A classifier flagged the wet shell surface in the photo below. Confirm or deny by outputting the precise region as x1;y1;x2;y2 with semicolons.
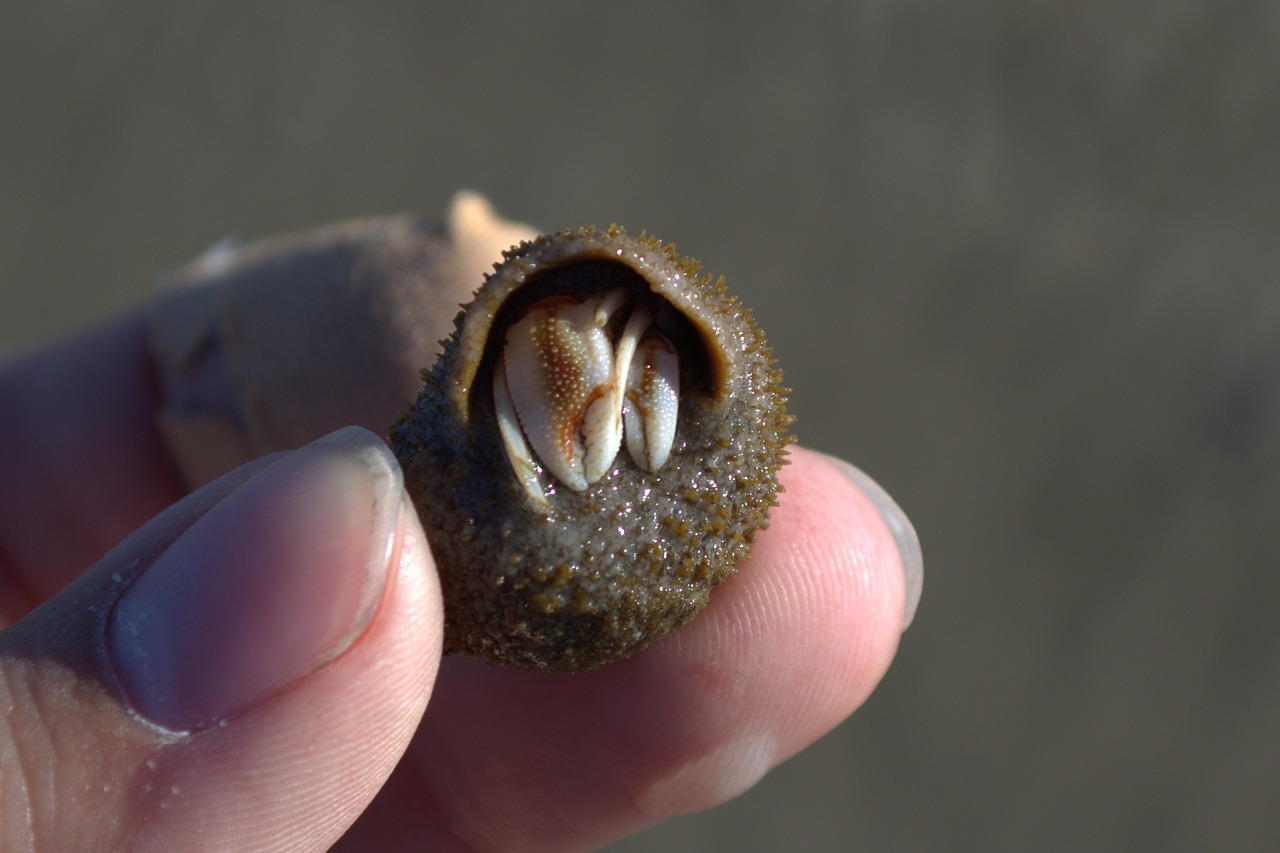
389;226;792;671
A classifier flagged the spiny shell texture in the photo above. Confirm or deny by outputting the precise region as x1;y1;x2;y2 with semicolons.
389;226;791;671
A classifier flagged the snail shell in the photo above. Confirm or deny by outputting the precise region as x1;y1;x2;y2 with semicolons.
389;226;792;671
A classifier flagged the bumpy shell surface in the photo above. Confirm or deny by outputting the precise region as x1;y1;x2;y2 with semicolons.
389;226;791;671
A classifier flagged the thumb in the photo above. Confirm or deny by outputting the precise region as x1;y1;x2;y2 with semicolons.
0;426;442;851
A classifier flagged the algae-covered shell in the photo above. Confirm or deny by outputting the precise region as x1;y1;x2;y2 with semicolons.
389;226;791;671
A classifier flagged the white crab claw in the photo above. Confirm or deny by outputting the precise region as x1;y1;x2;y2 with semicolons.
493;353;550;505
623;332;680;472
502;297;624;491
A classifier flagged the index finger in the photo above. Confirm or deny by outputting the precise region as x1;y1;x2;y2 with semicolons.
0;314;183;619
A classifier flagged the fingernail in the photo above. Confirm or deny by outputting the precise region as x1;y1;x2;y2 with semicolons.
824;455;923;631
106;426;402;730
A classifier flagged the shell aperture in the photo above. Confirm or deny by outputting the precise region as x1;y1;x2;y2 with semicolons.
389;226;792;671
496;291;680;503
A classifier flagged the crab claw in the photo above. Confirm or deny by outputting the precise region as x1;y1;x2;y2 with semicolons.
623;331;680;472
501;296;624;491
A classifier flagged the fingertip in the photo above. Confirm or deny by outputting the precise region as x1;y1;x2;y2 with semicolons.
106;427;404;730
0;426;443;851
774;449;919;639
140;438;443;848
606;446;914;821
811;450;923;631
649;445;909;755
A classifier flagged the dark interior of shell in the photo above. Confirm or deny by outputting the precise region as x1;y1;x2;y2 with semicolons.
389;226;792;671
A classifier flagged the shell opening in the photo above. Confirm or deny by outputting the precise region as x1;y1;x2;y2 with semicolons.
496;286;683;503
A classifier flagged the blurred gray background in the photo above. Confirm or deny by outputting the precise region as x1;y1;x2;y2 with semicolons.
4;2;1279;850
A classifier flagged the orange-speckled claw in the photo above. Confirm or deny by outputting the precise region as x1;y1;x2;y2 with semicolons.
501;294;623;494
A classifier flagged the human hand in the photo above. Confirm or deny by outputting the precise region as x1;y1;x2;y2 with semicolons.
0;298;919;852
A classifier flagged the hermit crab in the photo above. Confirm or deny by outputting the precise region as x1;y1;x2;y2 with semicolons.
147;195;791;673
390;226;791;671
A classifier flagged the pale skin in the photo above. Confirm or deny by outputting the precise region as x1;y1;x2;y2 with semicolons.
0;312;913;851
